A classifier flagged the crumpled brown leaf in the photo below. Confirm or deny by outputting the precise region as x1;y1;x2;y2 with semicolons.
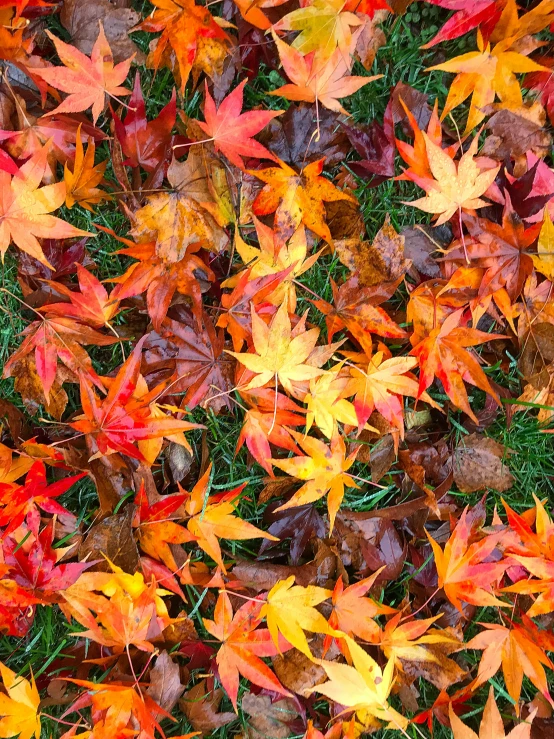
78;504;140;573
451;433;514;493
180;679;235;736
60;0;145;64
240;692;300;739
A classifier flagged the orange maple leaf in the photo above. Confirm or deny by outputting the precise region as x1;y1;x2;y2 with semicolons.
426;506;509;612
183;465;277;573
250;158;355;243
0;144;89;266
70;337;203;461
203;590;291;710
33;25;133;123
410;308;505;423
195;79;281;169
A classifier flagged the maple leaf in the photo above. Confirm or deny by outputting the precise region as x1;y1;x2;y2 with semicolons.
62;565;173;653
395;98;458;191
250;157;355;242
260;575;333;658
0;662;41;739
379;612;460;666
428;31;549;133
33;25;133;124
3;518;92;601
130;187;227;263
134;0;230;92
132;483;194;572
70;337;203;461
503;495;554;560
183;465;277;573
259;503;326;564
271;431;359;532
272;0;363;63
3;312;115;404
326;572;396;645
156;314;236;413
0;143;90;266
342;98;395;185
218;268;295;352
67;678;172;737
195;80;281;169
230;220;320;312
304;366;362;439
203;590;291;710
421;0;501;48
310;636;408;731
0;461;84;535
1;102;105;180
39;265;120;330
450;686;535;739
341;350;422;436
236;397;305;475
270;33;381;115
445;204;539;302
64;126;109;211
107;228;216;331
405;134;499;225
312;275;406;354
426;505;509;612
228;302;324;396
112;72;178;172
410;308;505;423
466;617;554;707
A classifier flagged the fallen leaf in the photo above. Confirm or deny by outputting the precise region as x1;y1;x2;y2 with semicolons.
241;692;300;739
60;0;144;64
180;679;235;735
452;433;514;493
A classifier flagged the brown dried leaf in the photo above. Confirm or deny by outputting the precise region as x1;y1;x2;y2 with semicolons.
241;692;299;739
259;103;350;168
60;0;145;64
78;504;140;572
481;109;552;163
231;560;318;590
181;680;235;736
147;650;185;714
451;433;514;493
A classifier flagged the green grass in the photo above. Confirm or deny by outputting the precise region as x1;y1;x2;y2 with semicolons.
1;4;554;738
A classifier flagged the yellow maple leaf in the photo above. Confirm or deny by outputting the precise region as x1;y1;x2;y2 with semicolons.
310;636;408;732
271;430;358;531
64;125;110;211
227;302;324;395
0;663;41;739
428;30;549;133
272;0;362;63
0;143;90;267
531;210;554;282
305;365;364;438
229;219;320;312
260;575;333;658
185;465;277;573
406;134;500;225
